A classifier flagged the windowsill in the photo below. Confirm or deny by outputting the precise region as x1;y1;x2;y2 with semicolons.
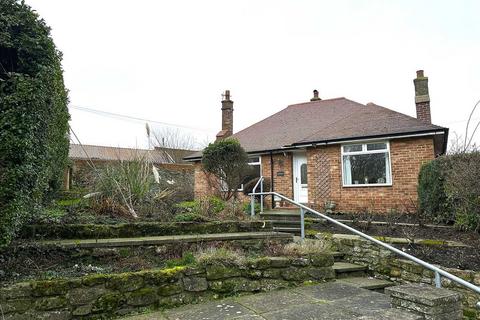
342;183;392;188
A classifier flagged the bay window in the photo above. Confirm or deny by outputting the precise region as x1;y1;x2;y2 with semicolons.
342;141;392;186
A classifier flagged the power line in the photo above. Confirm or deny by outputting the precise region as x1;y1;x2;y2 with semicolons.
69;105;216;133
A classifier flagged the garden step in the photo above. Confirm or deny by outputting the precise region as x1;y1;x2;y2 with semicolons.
337;277;394;290
333;262;367;278
273;226;301;235
36;231;294;249
332;251;345;261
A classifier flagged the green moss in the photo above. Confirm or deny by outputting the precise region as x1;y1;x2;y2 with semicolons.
82;273;111;286
93;292;125;312
418;239;447;246
34;296;67;311
126;288;158;306
107;273;144;292
143;267;185;285
31;279;69;296
462;308;478;319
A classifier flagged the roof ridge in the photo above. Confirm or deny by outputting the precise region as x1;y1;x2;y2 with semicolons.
288;96;348;108
70;143;155;152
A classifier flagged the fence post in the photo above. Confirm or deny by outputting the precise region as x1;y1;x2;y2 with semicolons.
435;271;442;288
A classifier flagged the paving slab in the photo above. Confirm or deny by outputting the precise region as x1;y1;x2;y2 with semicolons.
333;262;367;273
293;281;366;301
358;309;423;320
260;302;362;320
331;291;391;315
121;312;167;320
337;276;394;290
163;300;256;320
235;289;313;314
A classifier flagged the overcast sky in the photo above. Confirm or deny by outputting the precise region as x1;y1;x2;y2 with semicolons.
26;0;480;150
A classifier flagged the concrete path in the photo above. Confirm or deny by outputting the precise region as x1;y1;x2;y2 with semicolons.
121;282;421;320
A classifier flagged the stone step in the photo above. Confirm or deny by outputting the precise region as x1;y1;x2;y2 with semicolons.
270;220;301;227
333;262;367;278
37;232;294;249
332;251;345;261
273;227;301;235
336;276;394;291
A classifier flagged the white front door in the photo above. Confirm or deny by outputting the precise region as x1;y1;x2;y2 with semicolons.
293;153;308;203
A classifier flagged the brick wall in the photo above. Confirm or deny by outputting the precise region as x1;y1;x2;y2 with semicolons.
307;137;435;213
193;162;218;198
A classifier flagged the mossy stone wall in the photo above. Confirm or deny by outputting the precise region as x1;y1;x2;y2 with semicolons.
20;221;273;240
0;254;334;319
327;233;480;320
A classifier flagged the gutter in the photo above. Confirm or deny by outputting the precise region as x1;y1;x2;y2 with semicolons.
183;129;448;161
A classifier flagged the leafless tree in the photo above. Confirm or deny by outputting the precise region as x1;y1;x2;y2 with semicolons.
148;126;199;163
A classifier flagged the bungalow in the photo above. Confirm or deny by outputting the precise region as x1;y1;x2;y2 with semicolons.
185;70;448;213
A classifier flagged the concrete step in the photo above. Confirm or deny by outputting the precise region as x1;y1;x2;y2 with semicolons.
336;276;394;291
332;251;345;261
273;227;301;235
333;262;367;278
270;221;301;227
37;232;294;249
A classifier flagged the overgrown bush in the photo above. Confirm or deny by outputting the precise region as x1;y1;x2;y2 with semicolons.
418;152;480;231
91;154;174;218
0;0;70;246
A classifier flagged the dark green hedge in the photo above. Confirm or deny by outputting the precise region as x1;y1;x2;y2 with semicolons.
417;157;453;224
0;0;69;246
418;153;480;231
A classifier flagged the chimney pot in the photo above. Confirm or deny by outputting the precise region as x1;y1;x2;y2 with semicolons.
416;70;424;78
310;89;321;101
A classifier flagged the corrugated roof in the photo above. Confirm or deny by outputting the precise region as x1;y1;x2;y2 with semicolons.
69;144;171;164
185;97;448;159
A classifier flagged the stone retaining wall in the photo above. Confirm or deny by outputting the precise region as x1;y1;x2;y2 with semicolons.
0;254;334;319
20;221;272;240
327;233;480;319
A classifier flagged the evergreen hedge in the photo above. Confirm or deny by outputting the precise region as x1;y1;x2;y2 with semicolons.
0;0;70;246
418;153;480;231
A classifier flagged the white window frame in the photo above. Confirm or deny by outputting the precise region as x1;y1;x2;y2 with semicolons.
237;156;262;191
341;141;392;187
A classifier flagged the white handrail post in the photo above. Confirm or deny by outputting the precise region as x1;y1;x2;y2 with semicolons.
250;194;255;217
300;208;305;240
260;177;264;213
435;271;441;288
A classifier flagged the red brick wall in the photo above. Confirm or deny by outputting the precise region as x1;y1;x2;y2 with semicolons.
260;153;294;207
307;137;435;213
193;162;218;198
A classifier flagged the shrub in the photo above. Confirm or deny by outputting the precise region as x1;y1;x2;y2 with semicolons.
195;247;246;266
0;0;69;246
175;196;225;218
201;138;249;200
173;213;210;222
165;252;196;268
418;152;480;231
91;153;174;218
243;202;261;215
418;158;453;224
280;240;331;257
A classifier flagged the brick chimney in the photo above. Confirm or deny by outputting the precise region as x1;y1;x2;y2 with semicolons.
413;70;431;124
310;89;321;101
215;90;234;141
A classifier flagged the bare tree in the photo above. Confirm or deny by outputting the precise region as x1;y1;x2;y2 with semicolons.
148;126;199;163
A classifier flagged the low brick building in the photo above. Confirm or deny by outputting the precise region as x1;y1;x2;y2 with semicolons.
65;144;194;190
186;71;448;213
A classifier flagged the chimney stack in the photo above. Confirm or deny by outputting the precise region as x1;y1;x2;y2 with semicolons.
413;70;431;124
310;89;321;101
215;90;234;141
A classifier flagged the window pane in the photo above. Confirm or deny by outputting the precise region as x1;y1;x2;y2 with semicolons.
248;157;260;164
300;163;307;184
343;144;362;153
367;143;387;151
241;164;260;185
343;153;390;185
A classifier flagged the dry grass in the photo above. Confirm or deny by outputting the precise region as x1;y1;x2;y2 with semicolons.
194;247;246;266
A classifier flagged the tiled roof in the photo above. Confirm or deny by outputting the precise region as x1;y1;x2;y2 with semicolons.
69;144;171;164
185;97;448;159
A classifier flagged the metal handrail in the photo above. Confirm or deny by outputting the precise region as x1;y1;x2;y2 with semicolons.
249;191;480;308
250;176;265;216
